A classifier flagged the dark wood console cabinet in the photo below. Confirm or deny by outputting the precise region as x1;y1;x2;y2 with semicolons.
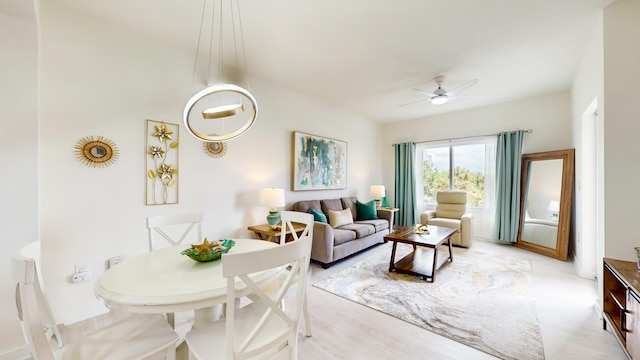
604;258;640;359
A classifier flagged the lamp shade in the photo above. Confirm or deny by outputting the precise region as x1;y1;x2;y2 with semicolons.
260;188;285;208
547;200;560;212
370;185;385;199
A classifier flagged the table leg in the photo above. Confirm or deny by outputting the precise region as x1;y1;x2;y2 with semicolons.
430;247;439;282
193;305;223;328
389;241;398;272
447;237;453;262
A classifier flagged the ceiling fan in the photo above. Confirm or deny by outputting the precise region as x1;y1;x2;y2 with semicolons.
401;76;478;106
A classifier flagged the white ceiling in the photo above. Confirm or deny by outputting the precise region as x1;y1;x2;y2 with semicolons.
1;0;616;123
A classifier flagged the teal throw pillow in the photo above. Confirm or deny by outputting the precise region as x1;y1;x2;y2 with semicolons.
309;207;328;223
356;200;378;221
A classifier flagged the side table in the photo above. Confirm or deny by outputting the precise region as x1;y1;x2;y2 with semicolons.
378;207;399;231
247;223;305;243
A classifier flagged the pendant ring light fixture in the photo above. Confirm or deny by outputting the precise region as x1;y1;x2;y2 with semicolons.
183;0;258;143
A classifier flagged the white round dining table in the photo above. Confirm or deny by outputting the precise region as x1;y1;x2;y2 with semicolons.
95;239;280;321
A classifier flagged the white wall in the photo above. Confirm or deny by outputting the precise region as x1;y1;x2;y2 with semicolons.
603;0;640;261
571;13;603;281
0;12;37;356
380;91;573;221
37;2;381;325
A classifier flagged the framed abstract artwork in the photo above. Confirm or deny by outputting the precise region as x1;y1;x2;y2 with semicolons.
146;119;179;205
292;131;347;191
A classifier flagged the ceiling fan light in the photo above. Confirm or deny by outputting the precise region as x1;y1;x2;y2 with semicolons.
202;103;245;119
431;95;449;105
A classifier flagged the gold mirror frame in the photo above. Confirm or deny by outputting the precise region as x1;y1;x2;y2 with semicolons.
203;134;227;158
516;149;574;261
74;136;119;168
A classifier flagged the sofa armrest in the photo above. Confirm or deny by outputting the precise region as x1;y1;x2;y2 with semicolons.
376;208;394;227
460;213;473;246
420;210;436;225
311;221;334;264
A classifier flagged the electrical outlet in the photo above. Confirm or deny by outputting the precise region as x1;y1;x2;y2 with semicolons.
108;255;128;269
74;263;90;274
71;271;92;283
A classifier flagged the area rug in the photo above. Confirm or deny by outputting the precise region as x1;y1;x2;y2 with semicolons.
313;246;544;360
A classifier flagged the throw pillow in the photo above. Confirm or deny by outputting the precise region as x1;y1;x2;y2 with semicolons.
356;200;378;221
328;208;354;228
309;207;328;223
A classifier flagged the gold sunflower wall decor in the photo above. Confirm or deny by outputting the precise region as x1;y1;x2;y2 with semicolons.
146;119;179;205
74;136;119;168
202;134;227;158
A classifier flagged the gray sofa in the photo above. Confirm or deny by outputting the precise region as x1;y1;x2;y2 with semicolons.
292;196;395;268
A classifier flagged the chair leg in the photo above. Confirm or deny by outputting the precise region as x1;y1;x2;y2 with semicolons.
302;297;311;337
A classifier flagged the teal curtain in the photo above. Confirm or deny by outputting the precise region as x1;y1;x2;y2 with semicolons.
394;142;417;227
493;131;524;242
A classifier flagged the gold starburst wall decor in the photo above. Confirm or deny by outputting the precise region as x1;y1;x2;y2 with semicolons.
75;136;119;168
146;119;179;205
202;134;227;158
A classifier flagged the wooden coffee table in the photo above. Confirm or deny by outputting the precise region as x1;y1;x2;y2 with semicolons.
384;225;456;282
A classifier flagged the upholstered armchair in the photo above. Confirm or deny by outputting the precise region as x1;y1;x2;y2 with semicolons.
419;190;473;247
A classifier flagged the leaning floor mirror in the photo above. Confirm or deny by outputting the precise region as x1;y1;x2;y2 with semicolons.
516;149;574;261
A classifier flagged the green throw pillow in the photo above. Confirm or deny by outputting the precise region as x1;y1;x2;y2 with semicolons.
356;200;378;221
309;207;328;223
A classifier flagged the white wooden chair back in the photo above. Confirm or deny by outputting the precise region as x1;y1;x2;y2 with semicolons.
15;253;179;360
223;236;312;360
146;213;203;250
14;257;57;360
279;211;313;244
13;241;64;350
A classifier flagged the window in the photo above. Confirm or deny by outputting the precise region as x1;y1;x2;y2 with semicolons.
417;137;496;209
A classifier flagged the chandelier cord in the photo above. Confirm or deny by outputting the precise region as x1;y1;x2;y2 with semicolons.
191;0;208;87
234;0;251;90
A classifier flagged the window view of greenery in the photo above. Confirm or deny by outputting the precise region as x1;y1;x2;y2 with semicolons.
422;144;486;208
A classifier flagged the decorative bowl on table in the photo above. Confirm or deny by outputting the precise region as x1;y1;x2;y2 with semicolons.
181;239;236;262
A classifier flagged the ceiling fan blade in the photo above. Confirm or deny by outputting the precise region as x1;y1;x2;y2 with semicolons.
399;98;432;107
412;88;437;97
446;79;478;96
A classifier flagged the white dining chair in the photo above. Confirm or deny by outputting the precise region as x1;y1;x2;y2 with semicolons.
146;213;203;250
185;236;312;360
279;211;313;337
147;213;203;331
14;254;179;360
12;241;65;349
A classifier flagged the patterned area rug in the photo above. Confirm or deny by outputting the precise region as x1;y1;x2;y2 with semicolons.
313;246;544;360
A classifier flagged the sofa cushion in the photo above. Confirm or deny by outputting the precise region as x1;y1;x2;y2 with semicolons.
309;207;328;223
341;197;358;220
355;219;389;232
356;200;378;220
333;228;357;246
328;208;354;228
338;223;375;238
321;199;344;216
293;200;322;214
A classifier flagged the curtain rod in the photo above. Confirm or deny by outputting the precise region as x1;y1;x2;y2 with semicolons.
391;129;533;146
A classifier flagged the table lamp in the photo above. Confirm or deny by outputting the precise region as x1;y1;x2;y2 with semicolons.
548;200;560;221
260;188;285;229
370;185;385;208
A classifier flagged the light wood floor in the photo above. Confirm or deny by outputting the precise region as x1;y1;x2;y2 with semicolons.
63;239;626;360
291;239;626;360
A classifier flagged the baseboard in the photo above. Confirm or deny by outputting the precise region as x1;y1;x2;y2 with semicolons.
0;346;31;360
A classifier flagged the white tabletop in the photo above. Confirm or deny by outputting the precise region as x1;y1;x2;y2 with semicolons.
95;239;279;314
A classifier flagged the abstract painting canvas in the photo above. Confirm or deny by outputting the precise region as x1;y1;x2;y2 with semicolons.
292;131;347;191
